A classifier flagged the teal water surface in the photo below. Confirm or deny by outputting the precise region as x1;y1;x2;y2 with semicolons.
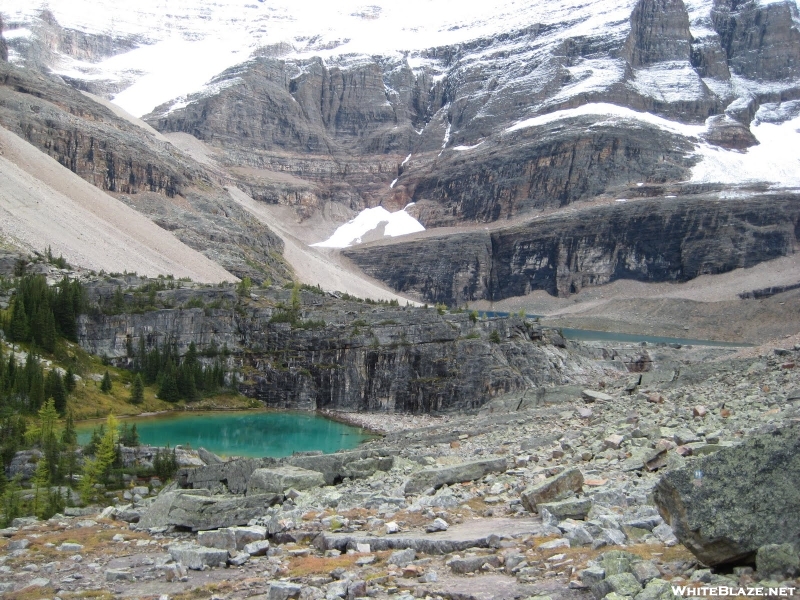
76;411;376;458
477;311;749;347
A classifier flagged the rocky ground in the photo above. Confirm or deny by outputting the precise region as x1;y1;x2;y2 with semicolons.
1;340;799;600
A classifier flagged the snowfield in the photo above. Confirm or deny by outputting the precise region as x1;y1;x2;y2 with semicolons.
311;206;425;248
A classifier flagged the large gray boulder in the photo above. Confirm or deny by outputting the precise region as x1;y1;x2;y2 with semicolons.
168;543;228;570
178;457;278;494
403;458;507;495
137;489;279;531
654;424;800;566
521;468;584;512
247;466;326;495
287;449;395;485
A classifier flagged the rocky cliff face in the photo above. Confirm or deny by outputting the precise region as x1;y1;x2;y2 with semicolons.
0;16;8;62
0;62;290;284
344;192;800;303
133;0;800;227
78;285;605;413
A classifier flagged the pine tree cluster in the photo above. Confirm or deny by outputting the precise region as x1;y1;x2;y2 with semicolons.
5;275;86;351
134;339;228;403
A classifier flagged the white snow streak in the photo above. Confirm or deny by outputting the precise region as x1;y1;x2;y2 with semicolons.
506;103;706;137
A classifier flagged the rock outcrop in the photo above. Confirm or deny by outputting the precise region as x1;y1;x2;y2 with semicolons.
0;62;290;284
78;284;600;413
0;16;8;63
345;192;800;302
653;423;800;566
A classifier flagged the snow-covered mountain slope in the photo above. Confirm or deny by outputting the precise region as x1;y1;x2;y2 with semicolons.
2;0;800;300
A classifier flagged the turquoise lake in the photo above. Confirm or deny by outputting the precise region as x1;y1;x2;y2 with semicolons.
76;411;376;458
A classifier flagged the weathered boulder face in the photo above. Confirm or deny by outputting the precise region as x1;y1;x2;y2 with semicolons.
177;458;279;494
653;424;800;566
521;467;584;512
246;466;326;495
136;489;280;532
286;449;396;485
345;193;800;303
403;458;507;495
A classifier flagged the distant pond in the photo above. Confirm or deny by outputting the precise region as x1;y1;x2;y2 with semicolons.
76;410;377;458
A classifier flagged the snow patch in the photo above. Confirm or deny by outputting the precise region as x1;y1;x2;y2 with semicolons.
690;114;800;187
390;178;398;188
311;206;425;248
506;103;707;137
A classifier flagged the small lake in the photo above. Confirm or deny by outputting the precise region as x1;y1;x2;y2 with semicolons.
76;411;376;458
477;311;750;347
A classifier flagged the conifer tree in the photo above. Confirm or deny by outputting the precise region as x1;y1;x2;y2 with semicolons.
100;370;112;394
130;374;144;405
64;367;76;394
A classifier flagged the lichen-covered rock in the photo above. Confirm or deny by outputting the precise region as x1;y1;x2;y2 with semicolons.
137;489;280;531
246;466;326;495
168;543;228;570
521;468;584;512
756;544;800;580
654;424;800;566
403;458;507;494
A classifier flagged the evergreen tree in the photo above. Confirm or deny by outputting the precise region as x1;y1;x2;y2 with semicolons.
46;371;67;415
100;370;112;394
95;415;118;485
159;368;179;402
41;309;57;354
31;455;49;517
130;374;144;405
9;295;28;342
60;411;78;484
64;367;76;393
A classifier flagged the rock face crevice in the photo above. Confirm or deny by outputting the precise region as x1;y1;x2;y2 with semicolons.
344;193;800;303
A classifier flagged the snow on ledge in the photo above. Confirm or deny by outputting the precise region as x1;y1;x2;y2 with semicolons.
505;103;707;137
311;206;425;248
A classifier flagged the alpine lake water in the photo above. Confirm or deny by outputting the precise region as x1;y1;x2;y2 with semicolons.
76;410;377;458
75;324;747;458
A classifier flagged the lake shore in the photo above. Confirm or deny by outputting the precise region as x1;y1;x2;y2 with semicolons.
318;408;453;435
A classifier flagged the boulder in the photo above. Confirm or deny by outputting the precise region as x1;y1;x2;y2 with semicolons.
582;389;613;402
197;528;237;551
243;539;270;556
268;581;302;600
388;548;416;567
654;424;800;566
287;449;396;485
756;544;799;579
521;468;584;512
168;543;228;570
137;489;280;531
403;458;507;495
447;554;501;574
539;497;593;522
246;466;326;495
